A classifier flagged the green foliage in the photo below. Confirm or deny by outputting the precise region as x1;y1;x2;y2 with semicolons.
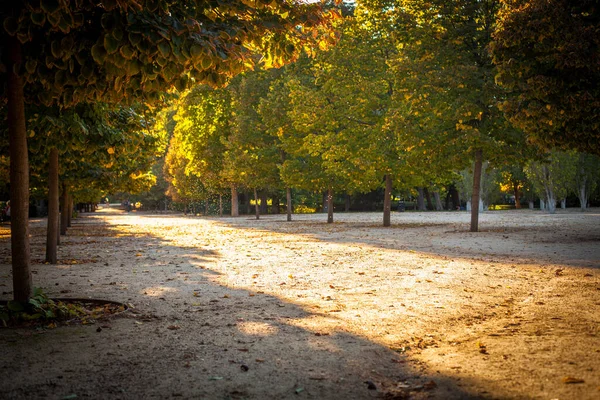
0;288;84;327
492;0;600;155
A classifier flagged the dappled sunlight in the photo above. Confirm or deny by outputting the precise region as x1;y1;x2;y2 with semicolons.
236;321;279;337
141;286;179;297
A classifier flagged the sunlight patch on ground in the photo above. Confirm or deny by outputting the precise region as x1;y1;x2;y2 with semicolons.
237;321;279;336
141;286;178;297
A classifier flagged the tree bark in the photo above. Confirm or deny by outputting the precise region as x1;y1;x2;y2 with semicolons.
433;191;443;211
424;187;434;210
561;198;566;209
254;188;260;220
46;149;59;264
219;194;223;217
578;182;588;211
60;183;68;235
231;187;239;217
383;174;392;227
286;187;292;222
417;187;426;211
327;188;334;224
513;182;521;209
67;194;73;227
7;36;32;302
259;191;268;215
470;149;483;232
204;199;209;215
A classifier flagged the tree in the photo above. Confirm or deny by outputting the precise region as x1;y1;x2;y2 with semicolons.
0;0;338;302
492;0;600;155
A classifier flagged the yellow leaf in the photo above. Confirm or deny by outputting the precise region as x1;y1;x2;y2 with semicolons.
107;147;115;154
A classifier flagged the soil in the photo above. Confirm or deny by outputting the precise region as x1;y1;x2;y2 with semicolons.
0;206;599;400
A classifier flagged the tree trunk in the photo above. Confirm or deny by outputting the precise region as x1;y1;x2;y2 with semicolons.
561;198;566;209
219;194;223;217
513;182;521;209
60;183;68;235
417;187;426;211
67;194;73;227
231;187;239;217
470;149;483;232
254;188;260;220
578;182;588;211
383;174;392;227
540;199;546;210
424;187;433;210
322;191;328;213
7;36;32;302
450;184;460;210
260;191;268;215
286;187;292;222
270;196;278;214
204;199;209;215
345;195;351;212
327;188;334;223
433;191;443;211
45;149;59;264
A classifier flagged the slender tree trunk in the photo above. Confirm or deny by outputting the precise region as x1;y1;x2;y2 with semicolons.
322;191;328;213
345;195;350;212
271;196;280;214
231;187;239;217
327;188;334;224
67;194;73;227
219;194;223;217
470;149;483;232
204;199;209;215
254;188;260;220
433;191;443;211
561;198;566;209
286;187;292;222
383;174;392;227
578;182;588;211
60;183;68;235
46;148;59;264
417;187;426;211
7;36;32;302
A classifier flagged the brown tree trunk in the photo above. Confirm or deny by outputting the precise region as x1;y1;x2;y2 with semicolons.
259;191;268;215
219;194;223;217
231;187;239;216
271;196;280;214
67;194;73;227
7;36;32;302
204;199;209;215
417;187;426;211
383;174;392;227
46;148;59;264
513;182;521;209
424;187;434;210
470;149;483;232
60;183;68;236
254;188;260;220
286;187;292;222
327;188;334;224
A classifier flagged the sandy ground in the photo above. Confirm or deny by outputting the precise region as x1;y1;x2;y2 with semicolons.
0;206;599;400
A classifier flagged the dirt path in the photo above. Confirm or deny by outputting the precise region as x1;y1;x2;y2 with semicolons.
1;207;599;399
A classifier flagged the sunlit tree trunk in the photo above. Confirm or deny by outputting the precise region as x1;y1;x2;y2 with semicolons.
383;174;392;227
327;188;334;224
286;187;292;222
46;148;59;264
254;188;260;220
433;191;443;211
231;187;239;217
7;35;31;302
470;149;483;232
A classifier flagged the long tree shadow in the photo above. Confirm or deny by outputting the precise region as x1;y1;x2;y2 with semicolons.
0;212;500;399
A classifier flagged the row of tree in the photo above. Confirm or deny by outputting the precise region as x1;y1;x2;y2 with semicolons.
161;0;599;228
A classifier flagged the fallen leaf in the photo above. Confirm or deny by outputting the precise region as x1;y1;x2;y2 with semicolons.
562;377;584;384
167;325;180;330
